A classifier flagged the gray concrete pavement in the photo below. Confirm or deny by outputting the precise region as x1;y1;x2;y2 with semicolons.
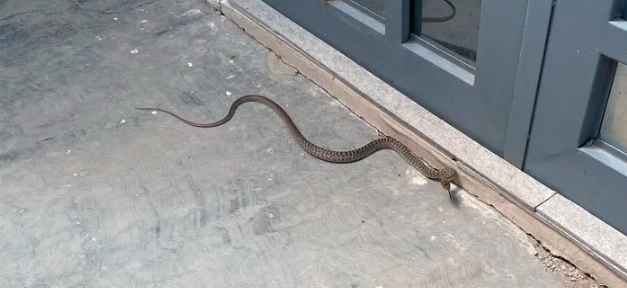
0;0;567;287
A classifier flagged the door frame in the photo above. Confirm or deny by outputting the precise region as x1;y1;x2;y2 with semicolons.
524;0;627;235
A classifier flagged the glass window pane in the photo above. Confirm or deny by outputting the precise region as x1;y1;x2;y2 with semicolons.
600;62;627;152
412;0;482;65
345;0;385;20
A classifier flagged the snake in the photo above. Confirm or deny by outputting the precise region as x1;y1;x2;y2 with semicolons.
136;95;457;196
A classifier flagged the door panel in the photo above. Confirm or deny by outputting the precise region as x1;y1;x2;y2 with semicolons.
525;0;627;235
260;0;537;157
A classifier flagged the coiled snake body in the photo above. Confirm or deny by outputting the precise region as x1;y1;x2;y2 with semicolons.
136;95;457;195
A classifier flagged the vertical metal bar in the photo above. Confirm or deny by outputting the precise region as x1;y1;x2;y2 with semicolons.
503;0;554;168
410;0;423;35
385;0;410;43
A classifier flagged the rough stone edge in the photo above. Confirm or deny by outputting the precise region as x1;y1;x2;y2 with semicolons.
210;0;627;286
205;0;221;10
537;194;627;278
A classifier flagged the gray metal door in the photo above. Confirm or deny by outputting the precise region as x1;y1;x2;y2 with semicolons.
259;0;552;159
525;0;627;235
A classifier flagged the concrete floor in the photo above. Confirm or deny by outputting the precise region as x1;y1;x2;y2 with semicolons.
0;0;566;287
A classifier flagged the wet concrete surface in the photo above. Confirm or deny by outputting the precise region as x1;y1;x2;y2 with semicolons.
0;0;566;287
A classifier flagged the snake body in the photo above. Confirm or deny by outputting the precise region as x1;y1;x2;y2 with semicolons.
136;95;457;194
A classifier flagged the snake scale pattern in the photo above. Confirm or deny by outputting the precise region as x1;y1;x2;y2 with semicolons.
136;95;457;195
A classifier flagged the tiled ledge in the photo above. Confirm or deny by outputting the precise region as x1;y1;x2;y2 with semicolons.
207;0;627;286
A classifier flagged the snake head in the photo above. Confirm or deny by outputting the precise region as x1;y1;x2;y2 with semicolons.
438;167;457;192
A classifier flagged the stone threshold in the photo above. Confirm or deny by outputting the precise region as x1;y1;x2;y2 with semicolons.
206;0;627;286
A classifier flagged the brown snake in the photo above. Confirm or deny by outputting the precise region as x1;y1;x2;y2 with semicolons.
136;95;457;196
